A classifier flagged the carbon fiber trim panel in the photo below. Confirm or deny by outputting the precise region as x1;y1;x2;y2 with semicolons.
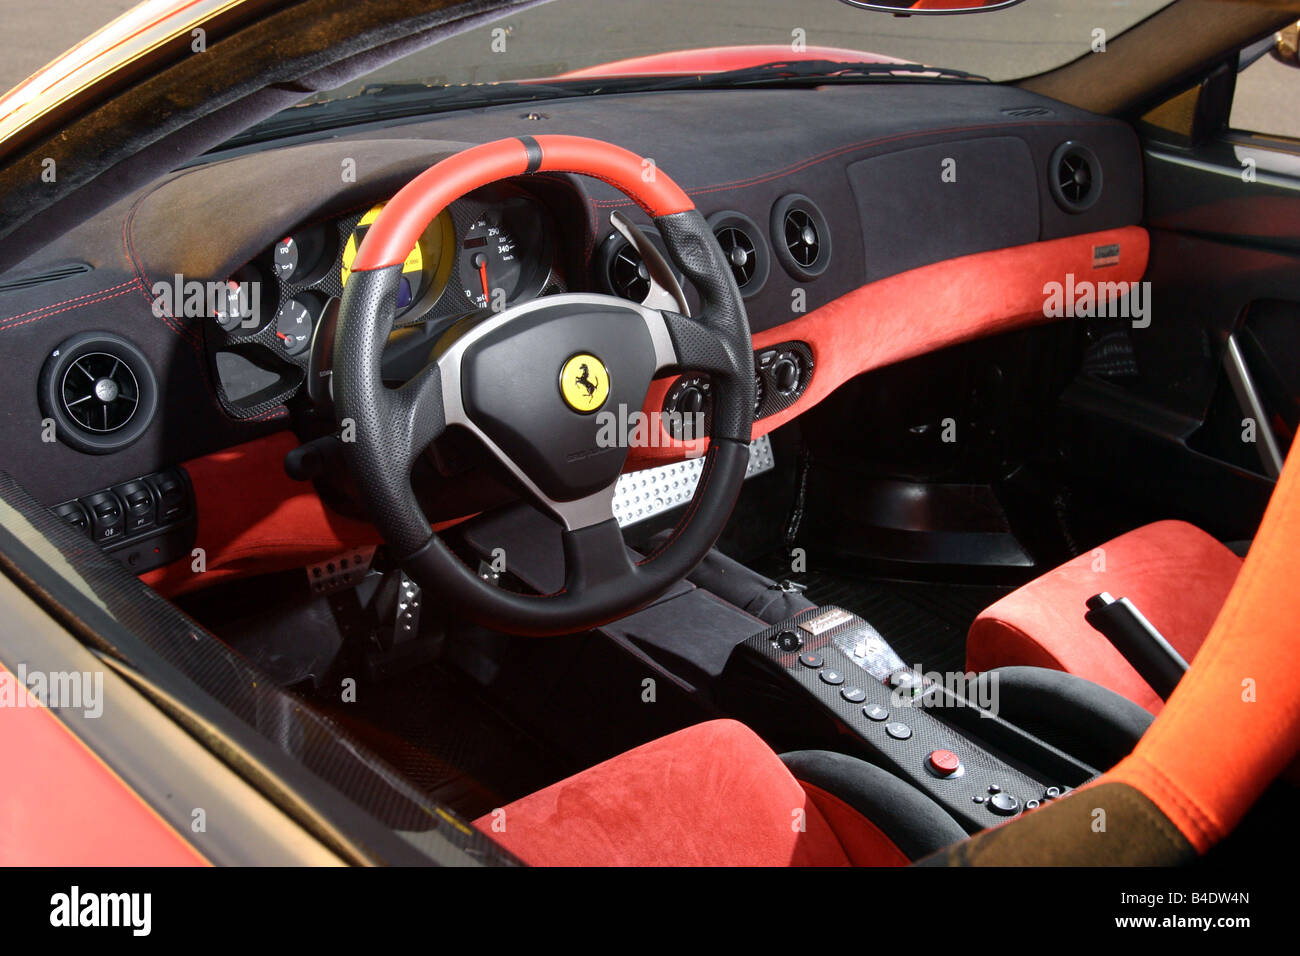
754;341;814;419
662;340;813;438
739;606;1070;833
204;188;568;419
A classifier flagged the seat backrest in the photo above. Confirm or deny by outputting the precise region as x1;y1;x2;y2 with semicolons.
926;436;1300;865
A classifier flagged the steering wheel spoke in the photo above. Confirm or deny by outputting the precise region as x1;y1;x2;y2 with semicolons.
654;308;741;377
392;360;447;466
560;510;635;595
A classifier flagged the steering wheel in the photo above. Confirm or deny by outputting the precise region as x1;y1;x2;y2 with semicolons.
333;135;754;635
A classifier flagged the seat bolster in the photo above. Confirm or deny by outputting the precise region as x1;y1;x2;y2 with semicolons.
967;520;1241;714
969;666;1154;770
473;719;857;866
781;750;967;862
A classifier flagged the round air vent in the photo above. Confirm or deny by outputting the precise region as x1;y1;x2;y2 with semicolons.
38;331;158;454
770;194;831;280
594;226;681;304
1049;141;1102;213
63;352;139;432
707;210;770;297
609;240;650;301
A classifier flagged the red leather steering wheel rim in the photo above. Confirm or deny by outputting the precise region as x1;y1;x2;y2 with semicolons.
351;134;694;272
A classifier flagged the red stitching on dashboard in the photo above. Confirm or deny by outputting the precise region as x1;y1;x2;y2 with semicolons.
0;279;139;327
570;169;669;216
120;192;197;344
116;187;252;424
0;284;141;332
585;195;600;265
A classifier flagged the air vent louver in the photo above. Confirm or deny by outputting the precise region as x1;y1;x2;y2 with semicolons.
1001;106;1053;118
707;210;770;297
609;242;651;302
0;262;93;294
61;352;140;433
1048;141;1102;213
770;194;831;280
595;226;681;304
784;209;820;268
718;227;757;283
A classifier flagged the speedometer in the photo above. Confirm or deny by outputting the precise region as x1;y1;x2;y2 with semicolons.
456;197;551;312
459;213;525;311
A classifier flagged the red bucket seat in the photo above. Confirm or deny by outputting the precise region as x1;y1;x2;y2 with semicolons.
966;520;1241;713
474;718;965;866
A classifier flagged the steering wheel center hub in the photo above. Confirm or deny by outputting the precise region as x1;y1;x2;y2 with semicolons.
450;299;658;502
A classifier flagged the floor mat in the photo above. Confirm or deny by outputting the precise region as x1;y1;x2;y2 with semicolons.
181;573;565;821
755;558;1011;675
307;663;564;821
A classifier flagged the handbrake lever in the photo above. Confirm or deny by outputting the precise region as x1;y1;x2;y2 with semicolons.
1084;591;1189;700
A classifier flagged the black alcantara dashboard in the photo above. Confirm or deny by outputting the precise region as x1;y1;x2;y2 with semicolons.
0;80;1141;509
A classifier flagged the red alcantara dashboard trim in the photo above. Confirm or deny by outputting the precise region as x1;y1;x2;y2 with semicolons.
630;225;1149;465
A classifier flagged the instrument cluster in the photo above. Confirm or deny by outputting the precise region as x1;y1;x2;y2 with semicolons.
208;184;561;415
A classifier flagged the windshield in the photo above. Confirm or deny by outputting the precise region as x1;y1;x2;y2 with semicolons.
299;0;1175;107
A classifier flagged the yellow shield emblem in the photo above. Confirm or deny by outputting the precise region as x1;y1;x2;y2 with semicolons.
559;354;610;413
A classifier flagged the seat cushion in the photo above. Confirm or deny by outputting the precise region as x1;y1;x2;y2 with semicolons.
473;719;915;866
967;520;1241;714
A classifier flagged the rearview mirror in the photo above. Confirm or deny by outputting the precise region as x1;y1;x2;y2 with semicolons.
836;0;1026;13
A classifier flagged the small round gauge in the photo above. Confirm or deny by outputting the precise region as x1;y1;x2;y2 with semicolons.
274;296;318;356
212;264;266;332
214;280;252;332
271;236;299;281
270;227;330;285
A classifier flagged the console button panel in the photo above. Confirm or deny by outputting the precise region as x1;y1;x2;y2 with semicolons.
51;467;196;574
739;606;1077;833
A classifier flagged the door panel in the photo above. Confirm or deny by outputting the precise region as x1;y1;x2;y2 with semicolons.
1060;53;1300;540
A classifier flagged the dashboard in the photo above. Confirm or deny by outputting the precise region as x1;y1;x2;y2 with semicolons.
0;81;1146;519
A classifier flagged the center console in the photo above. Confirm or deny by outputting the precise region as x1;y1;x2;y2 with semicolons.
454;503;1103;835
721;606;1098;833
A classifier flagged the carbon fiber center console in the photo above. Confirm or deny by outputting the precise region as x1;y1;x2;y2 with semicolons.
725;606;1090;833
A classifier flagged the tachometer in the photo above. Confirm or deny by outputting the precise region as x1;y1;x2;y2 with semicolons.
340;202;454;317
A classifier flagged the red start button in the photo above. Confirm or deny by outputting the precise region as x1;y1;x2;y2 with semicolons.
928;749;961;776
